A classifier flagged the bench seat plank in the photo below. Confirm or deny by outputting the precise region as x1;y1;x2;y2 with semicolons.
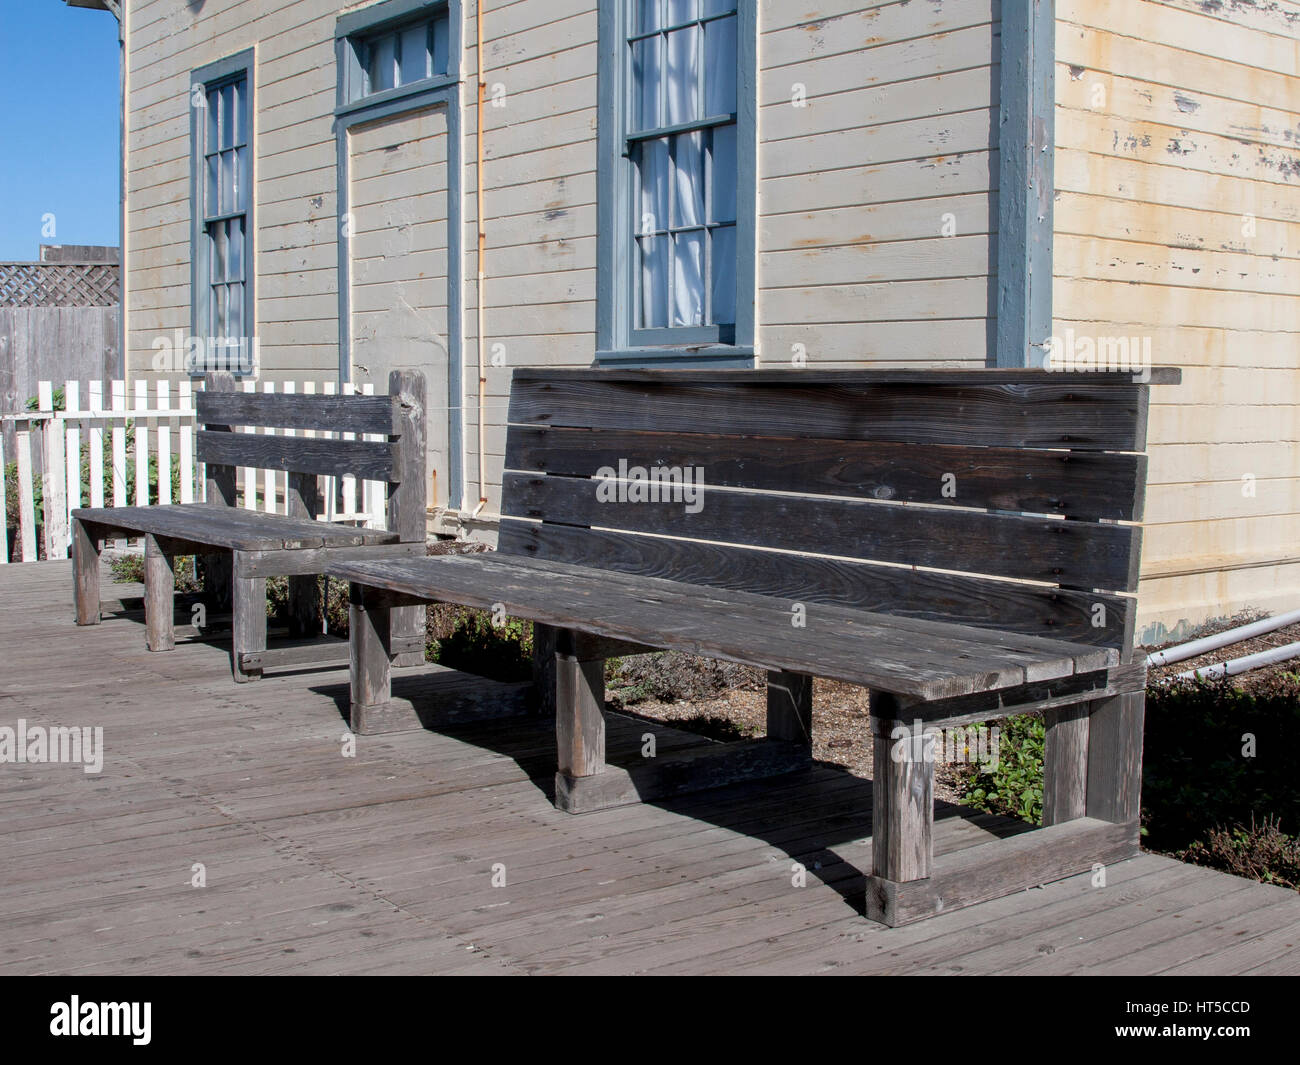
73;504;399;552
330;554;1116;702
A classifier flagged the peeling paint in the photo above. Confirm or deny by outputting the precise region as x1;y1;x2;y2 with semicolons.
1173;92;1201;114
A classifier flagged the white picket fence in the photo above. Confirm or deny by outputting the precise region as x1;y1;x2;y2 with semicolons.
1;379;387;564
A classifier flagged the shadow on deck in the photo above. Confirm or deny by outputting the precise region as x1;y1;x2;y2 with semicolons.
2;561;1297;975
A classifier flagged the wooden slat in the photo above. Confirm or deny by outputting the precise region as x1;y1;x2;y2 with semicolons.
197;391;399;435
72;505;398;552
329;554;1111;701
196;430;397;482
507;371;1157;451
496;519;1134;648
506;425;1149;521
501;472;1143;591
866;818;1140;927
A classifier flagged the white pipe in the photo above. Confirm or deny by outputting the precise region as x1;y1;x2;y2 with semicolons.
1172;640;1300;683
1146;608;1300;668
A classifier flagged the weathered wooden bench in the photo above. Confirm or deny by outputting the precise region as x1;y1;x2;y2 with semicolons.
70;370;428;682
330;366;1178;925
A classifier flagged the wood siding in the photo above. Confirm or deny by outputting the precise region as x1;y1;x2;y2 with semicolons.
1053;0;1300;641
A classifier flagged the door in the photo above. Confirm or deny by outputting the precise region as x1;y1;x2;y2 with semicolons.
347;104;451;509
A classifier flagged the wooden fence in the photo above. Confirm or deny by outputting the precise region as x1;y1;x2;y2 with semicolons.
1;379;387;563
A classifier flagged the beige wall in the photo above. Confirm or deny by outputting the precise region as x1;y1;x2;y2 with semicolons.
125;1;1002;516
126;0;344;383
122;0;1298;642
1053;0;1300;642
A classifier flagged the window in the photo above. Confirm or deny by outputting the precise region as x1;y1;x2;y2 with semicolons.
599;0;755;362
191;50;255;374
339;2;451;106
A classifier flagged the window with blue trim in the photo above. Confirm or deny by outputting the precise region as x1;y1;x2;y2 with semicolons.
340;4;450;105
600;0;754;362
191;51;255;375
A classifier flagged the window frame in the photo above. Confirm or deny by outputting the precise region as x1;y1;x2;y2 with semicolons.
597;0;757;366
336;0;456;116
190;48;256;377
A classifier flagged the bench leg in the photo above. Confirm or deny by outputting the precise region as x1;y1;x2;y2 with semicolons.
1042;701;1090;825
553;642;607;813
144;534;175;652
349;583;392;734
767;670;813;746
866;697;934;923
531;622;559;716
389;603;427;668
231;553;266;683
287;575;321;638
1085;690;1145;850
71;518;101;626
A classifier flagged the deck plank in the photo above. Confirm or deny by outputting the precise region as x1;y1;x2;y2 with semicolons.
1;561;1295;975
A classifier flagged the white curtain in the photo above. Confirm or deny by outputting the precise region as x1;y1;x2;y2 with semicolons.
634;8;739;329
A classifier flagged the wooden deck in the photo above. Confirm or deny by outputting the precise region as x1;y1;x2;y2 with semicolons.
2;560;1297;975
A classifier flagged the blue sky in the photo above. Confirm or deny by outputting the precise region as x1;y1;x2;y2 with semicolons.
0;2;121;260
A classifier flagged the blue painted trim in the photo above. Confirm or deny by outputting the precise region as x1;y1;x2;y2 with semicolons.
596;1;757;365
334;1;463;509
336;0;447;39
596;347;755;369
995;0;1055;368
190;48;256;378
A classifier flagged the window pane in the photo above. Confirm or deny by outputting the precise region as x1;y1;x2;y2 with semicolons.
711;124;736;223
631;36;661;130
399;23;430;84
638;235;668;328
205;153;219;218
710;224;735;325
431;16;449;74
634;0;661;33
220;83;235;148
701;0;735;17
212;277;229;337
672;230;704;326
703;15;736;116
666;0;696;26
231;79;244;145
672;131;704;228
234;147;249;211
369;33;396;92
228;216;244;281
210;220;228;283
220;150;235;214
227;281;244;341
638;138;669;235
664;27;699;125
206;87;220;152
208;287;220;342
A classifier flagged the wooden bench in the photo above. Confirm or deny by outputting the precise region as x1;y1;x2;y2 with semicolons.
330;366;1178;925
70;370;428;683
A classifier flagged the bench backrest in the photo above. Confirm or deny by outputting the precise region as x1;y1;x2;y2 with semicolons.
498;368;1174;659
196;370;426;541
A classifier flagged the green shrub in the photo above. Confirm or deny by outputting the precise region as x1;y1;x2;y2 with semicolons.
1142;679;1300;849
110;553;201;592
958;713;1045;825
1174;816;1300;889
431;609;533;680
954;679;1300;889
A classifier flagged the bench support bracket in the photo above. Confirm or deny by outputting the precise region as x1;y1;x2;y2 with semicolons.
865;683;1145;925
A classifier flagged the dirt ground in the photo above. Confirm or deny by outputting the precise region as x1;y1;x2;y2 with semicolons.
608;663;974;805
612;613;1300;808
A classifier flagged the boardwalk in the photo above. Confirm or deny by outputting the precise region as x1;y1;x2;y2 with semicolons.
2;561;1297;975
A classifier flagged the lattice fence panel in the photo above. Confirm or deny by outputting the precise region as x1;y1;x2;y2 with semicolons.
0;263;121;307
